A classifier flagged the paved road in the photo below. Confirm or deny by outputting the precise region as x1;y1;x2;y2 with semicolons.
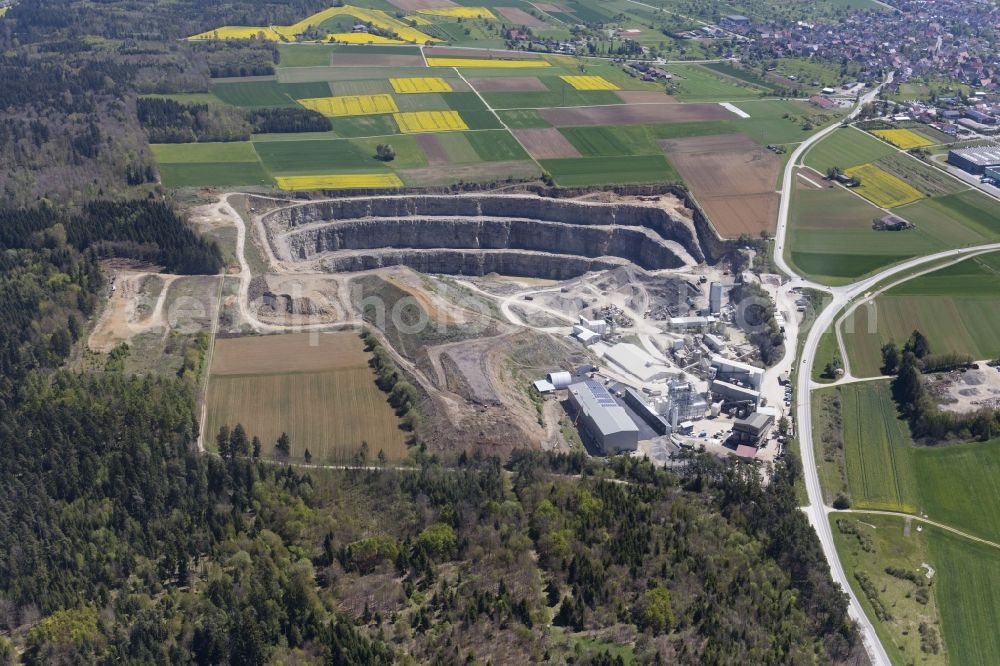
772;74;895;666
772;71;1000;665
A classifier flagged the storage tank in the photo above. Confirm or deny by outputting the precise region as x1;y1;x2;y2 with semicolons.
546;371;572;389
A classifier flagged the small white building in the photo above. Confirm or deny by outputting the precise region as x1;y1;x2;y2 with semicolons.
579;315;607;334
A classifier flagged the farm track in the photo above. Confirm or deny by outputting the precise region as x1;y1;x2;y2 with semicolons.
779;70;1000;665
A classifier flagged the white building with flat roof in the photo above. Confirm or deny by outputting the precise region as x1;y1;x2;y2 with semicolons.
567;381;640;453
601;342;673;382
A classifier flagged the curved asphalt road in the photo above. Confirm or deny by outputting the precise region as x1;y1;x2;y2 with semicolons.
775;72;1000;664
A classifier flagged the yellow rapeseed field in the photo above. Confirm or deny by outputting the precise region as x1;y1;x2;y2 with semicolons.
390;77;453;94
298;94;399;117
425;57;550;68
404;15;434;26
871;129;935;150
845;163;924;208
393;111;469;133
560;75;619;91
327;33;406;45
416;7;497;20
275;174;403;190
189;5;439;43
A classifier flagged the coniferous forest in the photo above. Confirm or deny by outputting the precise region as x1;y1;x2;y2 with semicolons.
0;0;868;663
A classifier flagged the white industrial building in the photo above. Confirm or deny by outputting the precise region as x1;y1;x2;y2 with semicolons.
572;325;601;346
600;342;673;382
650;379;709;426
579;315;608;334
567;381;640;453
703;333;727;352
710;355;764;389
669;315;717;330
546;371;572;389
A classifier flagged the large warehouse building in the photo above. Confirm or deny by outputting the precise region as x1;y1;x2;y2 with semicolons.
567;381;640;454
947;146;1000;175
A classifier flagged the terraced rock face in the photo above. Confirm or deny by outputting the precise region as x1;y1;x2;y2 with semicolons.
261;194;704;278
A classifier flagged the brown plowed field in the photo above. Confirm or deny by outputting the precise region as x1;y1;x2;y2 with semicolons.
416;134;449;165
423;46;542;59
795;167;830;190
329;53;425;67
211;331;369;375
467;76;548;92
541;103;735;126
388;0;456;9
661;133;780;237
615;90;676;103
496;6;547;26
513;128;581;159
206;331;409;461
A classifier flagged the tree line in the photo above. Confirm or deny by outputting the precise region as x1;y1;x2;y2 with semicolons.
882;330;1000;441
137;98;331;143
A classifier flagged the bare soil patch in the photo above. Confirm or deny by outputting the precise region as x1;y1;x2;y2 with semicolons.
415;133;449;165
795;167;830;190
388;0;456;9
211;330;369;375
496;6;546;27
513;128;581;159
615;90;676;103
329;53;425;67
424;46;542;59
661;133;780;237
467;76;548;92
541;103;735;126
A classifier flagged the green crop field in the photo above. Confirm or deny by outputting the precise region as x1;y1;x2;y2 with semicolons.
465;130;530;161
844;252;1000;376
151;142;271;187
276;43;340;68
349;135;428;169
254;138;392;175
896;189;1000;240
803;126;896;172
157;163;272;188
481;75;623;110
831;513;945;665
818;378;1000;541
914;439;1000;543
926;526;1000;664
787;185;938;284
667;63;774;101
443;92;502;129
282;81;336;100
559;125;661;156
328;114;400;137
541;154;678;186
206;332;409;463
836;380;920;512
210;80;299;108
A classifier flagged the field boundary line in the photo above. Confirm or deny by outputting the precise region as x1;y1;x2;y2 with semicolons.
833;509;1000;551
196;273;225;453
451;65;546;174
829;246;1000;382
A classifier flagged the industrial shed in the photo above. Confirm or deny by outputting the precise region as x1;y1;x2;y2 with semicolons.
567;381;640;454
